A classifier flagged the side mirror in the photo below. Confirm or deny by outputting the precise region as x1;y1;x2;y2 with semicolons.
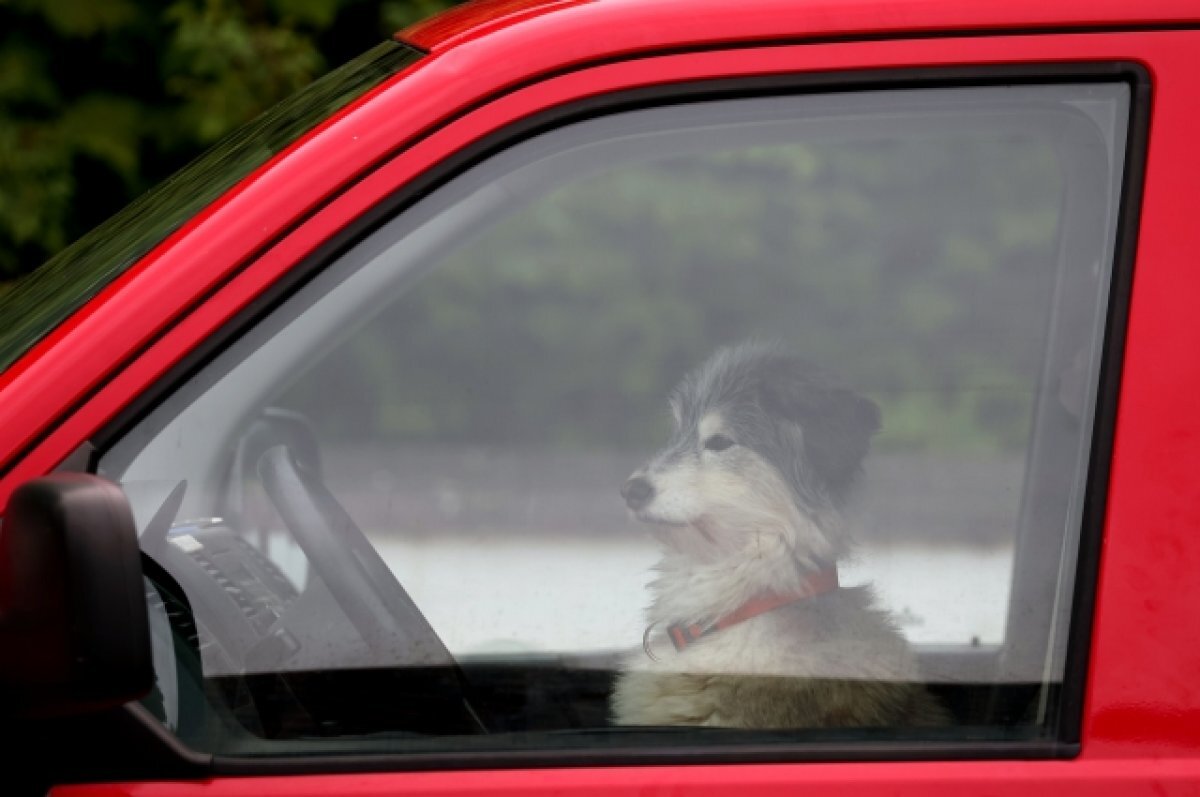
0;474;152;718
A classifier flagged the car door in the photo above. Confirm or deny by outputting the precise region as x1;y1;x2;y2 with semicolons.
11;20;1200;797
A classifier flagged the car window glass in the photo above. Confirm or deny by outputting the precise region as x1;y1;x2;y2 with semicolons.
102;83;1130;757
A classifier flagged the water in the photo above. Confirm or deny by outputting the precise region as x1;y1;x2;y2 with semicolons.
373;538;1013;657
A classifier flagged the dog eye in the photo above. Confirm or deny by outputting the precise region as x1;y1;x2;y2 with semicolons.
703;434;735;452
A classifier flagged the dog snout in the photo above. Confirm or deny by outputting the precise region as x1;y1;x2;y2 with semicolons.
621;476;655;510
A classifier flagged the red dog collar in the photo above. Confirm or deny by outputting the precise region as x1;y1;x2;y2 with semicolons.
653;566;840;655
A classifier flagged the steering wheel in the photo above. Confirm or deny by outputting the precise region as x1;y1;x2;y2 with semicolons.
257;444;456;670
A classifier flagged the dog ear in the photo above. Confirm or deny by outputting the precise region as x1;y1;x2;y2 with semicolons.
757;363;881;494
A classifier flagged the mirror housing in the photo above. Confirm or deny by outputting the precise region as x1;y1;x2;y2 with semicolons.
0;474;152;718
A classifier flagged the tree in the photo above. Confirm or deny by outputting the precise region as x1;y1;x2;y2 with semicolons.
0;0;455;281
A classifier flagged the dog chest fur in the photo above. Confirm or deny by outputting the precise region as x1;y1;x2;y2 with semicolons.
611;586;945;728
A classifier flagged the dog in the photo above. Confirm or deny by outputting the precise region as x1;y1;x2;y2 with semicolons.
611;342;947;729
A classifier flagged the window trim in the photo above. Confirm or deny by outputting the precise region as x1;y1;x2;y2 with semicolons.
89;61;1149;776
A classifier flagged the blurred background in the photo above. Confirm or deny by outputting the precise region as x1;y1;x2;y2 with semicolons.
0;0;456;283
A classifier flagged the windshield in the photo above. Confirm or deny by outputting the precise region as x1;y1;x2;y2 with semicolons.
0;40;420;375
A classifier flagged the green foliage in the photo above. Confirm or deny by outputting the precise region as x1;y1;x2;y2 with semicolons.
283;128;1069;455
0;41;417;373
0;0;455;280
163;0;323;143
21;0;140;37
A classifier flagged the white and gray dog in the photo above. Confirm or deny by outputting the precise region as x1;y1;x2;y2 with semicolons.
611;342;947;729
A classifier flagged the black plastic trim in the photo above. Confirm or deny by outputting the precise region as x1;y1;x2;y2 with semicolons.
6;559;212;791
87;61;1148;777
1;474;152;717
211;739;1077;777
1054;68;1151;745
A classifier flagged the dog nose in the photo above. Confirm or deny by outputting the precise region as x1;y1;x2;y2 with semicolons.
621;476;655;510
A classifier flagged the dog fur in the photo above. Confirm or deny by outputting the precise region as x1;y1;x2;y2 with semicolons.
611;342;947;729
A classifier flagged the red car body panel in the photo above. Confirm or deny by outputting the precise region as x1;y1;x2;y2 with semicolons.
47;759;1200;797
400;0;1200;52
1;0;1198;793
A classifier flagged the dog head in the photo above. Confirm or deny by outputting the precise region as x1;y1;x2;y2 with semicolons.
621;342;879;560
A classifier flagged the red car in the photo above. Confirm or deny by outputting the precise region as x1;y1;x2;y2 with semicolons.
2;0;1199;793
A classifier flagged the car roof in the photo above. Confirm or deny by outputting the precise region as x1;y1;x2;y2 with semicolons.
399;0;1200;54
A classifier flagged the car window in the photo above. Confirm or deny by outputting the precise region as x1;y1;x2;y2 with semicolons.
102;82;1130;759
0;40;420;375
